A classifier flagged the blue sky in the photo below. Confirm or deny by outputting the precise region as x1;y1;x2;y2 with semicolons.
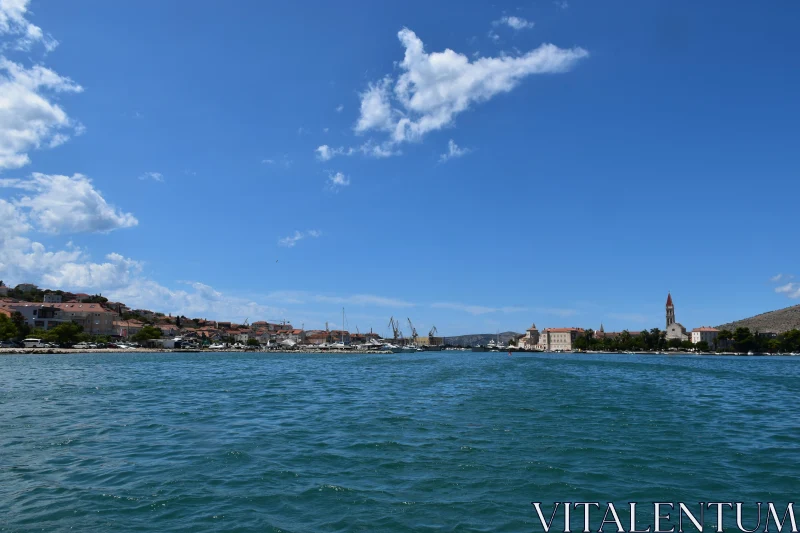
1;0;799;336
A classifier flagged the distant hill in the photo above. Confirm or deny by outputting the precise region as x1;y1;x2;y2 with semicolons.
444;331;521;347
717;304;800;334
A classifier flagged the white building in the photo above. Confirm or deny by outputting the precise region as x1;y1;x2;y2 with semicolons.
691;327;719;346
43;293;62;304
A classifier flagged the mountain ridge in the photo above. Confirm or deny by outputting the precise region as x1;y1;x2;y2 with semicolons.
717;304;800;334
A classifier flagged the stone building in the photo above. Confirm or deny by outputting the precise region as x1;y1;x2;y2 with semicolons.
665;293;689;342
536;327;585;351
519;323;540;349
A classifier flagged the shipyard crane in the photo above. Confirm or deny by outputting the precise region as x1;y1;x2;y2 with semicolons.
407;318;418;343
388;316;400;340
428;325;438;337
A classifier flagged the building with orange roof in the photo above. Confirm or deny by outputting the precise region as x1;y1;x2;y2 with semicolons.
691;326;719;346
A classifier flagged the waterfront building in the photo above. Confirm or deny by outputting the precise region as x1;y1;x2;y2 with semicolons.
519;324;540;349
536;327;585;351
43;293;62;304
0;302;116;336
0;281;8;296
665;293;689;341
113;320;145;337
691;327;719;346
594;325;642;340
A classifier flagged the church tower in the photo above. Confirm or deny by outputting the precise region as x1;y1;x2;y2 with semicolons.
666;292;675;329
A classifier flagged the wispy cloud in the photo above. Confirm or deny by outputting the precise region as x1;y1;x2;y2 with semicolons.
775;282;800;299
335;104;344;113
327;171;350;191
493;16;535;31
770;273;794;283
554;0;569;10
278;230;322;248
353;28;587;149
262;154;292;168
264;291;415;308
138;171;163;182
439;139;470;162
315;142;399;162
431;302;527;315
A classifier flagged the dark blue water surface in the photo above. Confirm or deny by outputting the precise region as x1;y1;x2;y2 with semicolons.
1;351;798;532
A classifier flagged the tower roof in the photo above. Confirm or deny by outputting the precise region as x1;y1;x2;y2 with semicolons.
666;292;673;307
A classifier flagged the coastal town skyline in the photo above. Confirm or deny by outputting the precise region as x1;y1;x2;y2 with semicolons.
1;2;799;336
0;280;750;343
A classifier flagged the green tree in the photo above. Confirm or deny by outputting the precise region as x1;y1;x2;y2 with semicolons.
131;325;162;342
43;322;84;345
0;313;19;340
696;340;710;352
10;311;30;339
246;338;260;347
668;338;682;349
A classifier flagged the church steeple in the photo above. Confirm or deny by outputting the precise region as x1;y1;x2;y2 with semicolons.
666;292;675;328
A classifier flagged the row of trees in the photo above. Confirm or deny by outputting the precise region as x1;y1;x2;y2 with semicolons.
570;327;800;354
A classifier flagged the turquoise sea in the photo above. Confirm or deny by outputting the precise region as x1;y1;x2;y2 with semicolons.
1;351;798;532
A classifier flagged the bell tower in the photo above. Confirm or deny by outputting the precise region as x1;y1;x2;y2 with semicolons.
666;292;675;329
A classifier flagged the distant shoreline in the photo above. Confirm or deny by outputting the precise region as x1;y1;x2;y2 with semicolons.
0;348;796;357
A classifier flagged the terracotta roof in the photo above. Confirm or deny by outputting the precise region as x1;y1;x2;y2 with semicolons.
666;293;673;307
692;327;719;332
545;327;585;333
0;308;11;318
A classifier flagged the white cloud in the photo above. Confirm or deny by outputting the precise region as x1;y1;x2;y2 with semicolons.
431;302;527;315
775;283;800;299
439;139;470;162
316;144;343;161
494;16;535;31
138;171;163;182
487;30;500;42
554;0;569;10
770;273;793;283
327;171;350;190
314;293;415;308
335;104;344;113
315;141;399;162
355;76;394;133
278;230;322;248
354;28;588;147
106;279;287;323
263;291;414;309
262;155;292;168
0;58;83;170
2;173;137;234
41;252;142;290
0;0;58;52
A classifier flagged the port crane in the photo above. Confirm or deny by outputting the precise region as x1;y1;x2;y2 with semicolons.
428;325;438;337
407;318;418;344
388;316;401;340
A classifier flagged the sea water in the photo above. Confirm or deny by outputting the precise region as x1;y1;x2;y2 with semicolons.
1;351;797;531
